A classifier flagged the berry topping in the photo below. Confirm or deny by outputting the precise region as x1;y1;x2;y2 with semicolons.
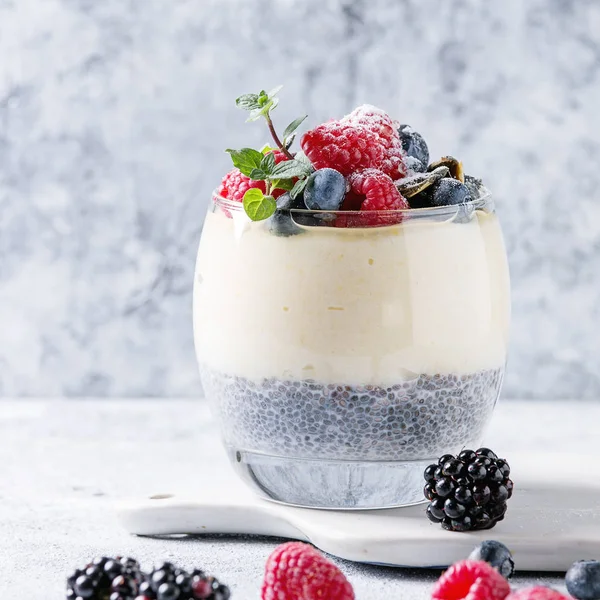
300;120;384;177
220;85;490;225
432;560;510;600
424;448;513;532
468;541;515;579
398;124;429;171
566;560;600;600
303;168;346;210
262;541;354;600
506;588;570;600
218;168;266;203
429;178;472;207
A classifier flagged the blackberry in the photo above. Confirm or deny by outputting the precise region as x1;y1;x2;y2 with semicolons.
424;447;513;531
142;564;231;600
66;556;141;600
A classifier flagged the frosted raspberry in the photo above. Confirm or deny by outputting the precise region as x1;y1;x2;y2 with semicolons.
432;560;511;600
343;104;408;179
217;169;266;202
300;121;384;177
506;588;570;600
261;542;354;600
349;168;409;212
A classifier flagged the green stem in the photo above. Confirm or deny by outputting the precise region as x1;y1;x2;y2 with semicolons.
266;115;294;160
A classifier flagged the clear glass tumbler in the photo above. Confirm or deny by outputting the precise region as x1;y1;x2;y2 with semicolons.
194;194;510;509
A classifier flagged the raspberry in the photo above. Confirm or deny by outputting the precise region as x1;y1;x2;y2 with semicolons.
343;104;408;179
335;169;408;228
349;168;409;212
506;588;570;600
217;168;266;202
300;121;384;177
261;542;354;600
432;560;511;600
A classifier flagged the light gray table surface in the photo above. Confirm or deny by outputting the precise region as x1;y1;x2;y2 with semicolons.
1;399;596;599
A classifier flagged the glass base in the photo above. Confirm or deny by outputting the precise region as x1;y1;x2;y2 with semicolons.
227;447;430;509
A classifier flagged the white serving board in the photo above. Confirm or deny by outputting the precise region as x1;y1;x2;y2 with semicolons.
118;453;600;572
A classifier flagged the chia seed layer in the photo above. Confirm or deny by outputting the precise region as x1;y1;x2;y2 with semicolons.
201;367;504;461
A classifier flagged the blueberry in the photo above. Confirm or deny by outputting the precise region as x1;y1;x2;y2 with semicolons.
469;540;515;579
404;156;426;173
430;178;472;207
303;168;346;210
566;560;600;600
399;124;429;168
268;193;305;237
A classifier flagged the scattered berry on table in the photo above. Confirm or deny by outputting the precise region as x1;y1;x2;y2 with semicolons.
429;178;472;207
303;168;347;210
262;541;354;600
468;541;515;579
566;560;600;600
66;558;229;600
268;192;305;237
432;560;510;600
398;124;430;170
424;447;514;532
505;587;571;600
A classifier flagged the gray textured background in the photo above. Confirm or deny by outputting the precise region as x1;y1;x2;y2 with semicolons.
1;0;600;399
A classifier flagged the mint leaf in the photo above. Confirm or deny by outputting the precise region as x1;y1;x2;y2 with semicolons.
249;168;268;180
271;159;312;179
260;152;276;174
267;85;283;98
243;189;277;221
261;144;277;154
236;94;260;110
271;178;295;192
226;148;264;177
294;151;313;168
283;115;307;141
290;178;308;200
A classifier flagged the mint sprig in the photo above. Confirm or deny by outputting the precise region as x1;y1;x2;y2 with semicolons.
229;85;314;220
243;188;277;221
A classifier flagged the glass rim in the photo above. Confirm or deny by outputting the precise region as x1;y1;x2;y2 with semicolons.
211;190;494;217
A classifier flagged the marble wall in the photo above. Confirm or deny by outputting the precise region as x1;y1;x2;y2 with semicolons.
1;0;600;398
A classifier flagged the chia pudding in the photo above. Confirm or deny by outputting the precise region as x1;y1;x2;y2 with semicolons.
194;94;510;507
201;367;504;461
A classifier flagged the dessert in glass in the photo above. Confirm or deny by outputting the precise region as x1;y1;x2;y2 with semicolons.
194;87;510;509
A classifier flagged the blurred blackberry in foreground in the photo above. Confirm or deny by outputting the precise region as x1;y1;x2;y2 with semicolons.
66;556;141;600
66;558;230;599
424;448;513;532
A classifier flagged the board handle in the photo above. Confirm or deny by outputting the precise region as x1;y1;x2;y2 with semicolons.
118;493;308;541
